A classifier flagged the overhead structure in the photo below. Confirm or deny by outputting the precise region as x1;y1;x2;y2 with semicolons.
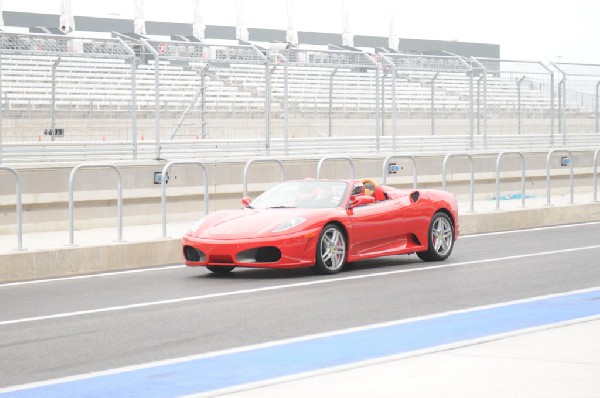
286;0;298;46
59;0;75;33
193;0;206;40
236;0;249;41
341;0;353;47
134;0;146;36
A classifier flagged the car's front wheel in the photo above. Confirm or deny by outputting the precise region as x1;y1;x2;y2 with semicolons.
312;224;346;275
417;212;454;262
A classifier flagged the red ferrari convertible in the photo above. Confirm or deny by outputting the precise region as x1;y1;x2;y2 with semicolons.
182;178;458;274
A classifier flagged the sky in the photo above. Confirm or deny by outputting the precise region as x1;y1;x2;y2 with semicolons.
2;0;599;64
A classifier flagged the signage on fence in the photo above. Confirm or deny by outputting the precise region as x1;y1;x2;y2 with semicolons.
44;128;65;137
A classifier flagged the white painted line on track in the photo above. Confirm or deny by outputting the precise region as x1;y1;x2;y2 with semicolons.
460;220;600;238
2;244;600;327
3;221;600;289
0;265;185;288
2;286;599;394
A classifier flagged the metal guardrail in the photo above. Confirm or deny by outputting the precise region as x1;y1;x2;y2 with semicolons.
0;166;24;251
382;155;417;187
593;148;600;202
545;149;574;206
442;152;475;213
68;163;123;246
495;152;526;210
316;156;356;179
242;159;286;198
161;161;209;238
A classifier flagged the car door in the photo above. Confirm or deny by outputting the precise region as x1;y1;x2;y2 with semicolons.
348;195;406;257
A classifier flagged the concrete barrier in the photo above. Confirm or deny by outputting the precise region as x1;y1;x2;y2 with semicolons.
2;201;600;283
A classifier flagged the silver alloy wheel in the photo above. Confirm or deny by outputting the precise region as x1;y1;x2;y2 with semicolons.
320;227;346;271
432;216;453;256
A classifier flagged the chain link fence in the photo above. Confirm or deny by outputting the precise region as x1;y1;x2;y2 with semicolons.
1;32;599;162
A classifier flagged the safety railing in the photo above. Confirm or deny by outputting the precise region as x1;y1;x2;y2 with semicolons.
593;148;600;202
242;159;286;198
545;149;574;206
382;155;417;188
68;163;123;246
316;156;356;179
442;153;475;213
0;166;24;251
161;161;209;238
495;152;526;210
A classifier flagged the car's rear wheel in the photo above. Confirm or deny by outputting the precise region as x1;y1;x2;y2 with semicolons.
417;212;454;262
312;224;346;275
206;266;235;274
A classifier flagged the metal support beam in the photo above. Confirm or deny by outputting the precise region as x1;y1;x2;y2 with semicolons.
328;67;339;137
431;72;439;135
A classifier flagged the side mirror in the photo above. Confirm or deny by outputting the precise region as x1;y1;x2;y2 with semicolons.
241;197;252;208
349;195;375;209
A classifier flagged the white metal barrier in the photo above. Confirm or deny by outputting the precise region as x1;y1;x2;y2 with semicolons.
545;149;574;206
0;166;24;251
593;148;600;202
495;152;526;210
161;161;209;238
243;159;286;198
442;152;475;213
68;163;123;246
382;155;417;187
316;156;356;179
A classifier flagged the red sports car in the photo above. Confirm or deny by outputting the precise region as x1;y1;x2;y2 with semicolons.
182;178;458;275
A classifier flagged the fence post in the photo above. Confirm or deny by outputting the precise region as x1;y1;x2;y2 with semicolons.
431;72;439;135
329;68;339;137
517;76;526;135
68;163;123;246
161;161;209;238
545;149;574;206
495;151;526;210
442;152;475;213
593;148;600;202
0;166;24;251
382;155;417;187
243;159;286;198
316;156;356;179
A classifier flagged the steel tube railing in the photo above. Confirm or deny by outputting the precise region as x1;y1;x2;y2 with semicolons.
495;151;526;210
0;166;24;251
243;159;286;198
442;153;475;213
68;163;123;245
161;161;209;238
593;148;600;202
382;155;417;188
545;149;574;206
316;156;356;179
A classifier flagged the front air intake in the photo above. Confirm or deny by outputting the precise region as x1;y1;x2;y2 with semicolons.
183;246;206;262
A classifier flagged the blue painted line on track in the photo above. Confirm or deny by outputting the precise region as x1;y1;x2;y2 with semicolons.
2;289;600;397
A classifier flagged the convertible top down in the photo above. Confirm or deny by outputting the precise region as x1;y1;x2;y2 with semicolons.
182;178;458;274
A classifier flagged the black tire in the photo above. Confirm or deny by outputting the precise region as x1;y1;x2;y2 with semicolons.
312;224;347;275
206;266;235;274
417;212;455;262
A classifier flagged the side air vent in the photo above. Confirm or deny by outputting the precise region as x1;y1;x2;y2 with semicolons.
410;191;420;203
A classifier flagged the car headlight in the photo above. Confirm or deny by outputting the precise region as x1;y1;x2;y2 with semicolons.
273;217;307;232
190;217;206;232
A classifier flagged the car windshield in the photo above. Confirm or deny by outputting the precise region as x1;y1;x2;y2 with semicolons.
251;181;348;209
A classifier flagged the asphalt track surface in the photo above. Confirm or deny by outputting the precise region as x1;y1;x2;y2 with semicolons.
1;222;600;395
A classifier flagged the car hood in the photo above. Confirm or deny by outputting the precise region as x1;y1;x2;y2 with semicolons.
188;208;332;239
